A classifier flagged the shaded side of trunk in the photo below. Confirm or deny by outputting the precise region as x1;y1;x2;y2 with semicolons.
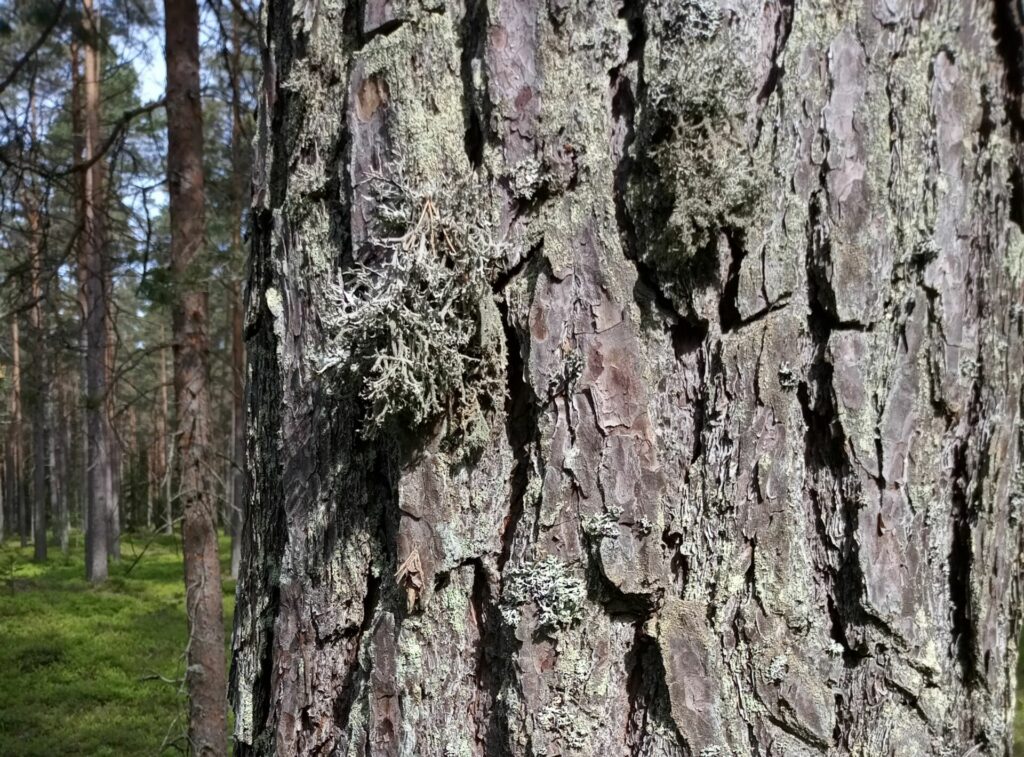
158;335;173;534
81;0;109;583
25;91;49;562
28;180;48;563
165;0;228;753
235;1;1024;755
9;319;25;548
229;279;245;579
51;380;69;556
228;5;247;580
106;312;120;560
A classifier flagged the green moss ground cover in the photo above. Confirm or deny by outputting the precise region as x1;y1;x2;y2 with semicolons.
0;532;234;756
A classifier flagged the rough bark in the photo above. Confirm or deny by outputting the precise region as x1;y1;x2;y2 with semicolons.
81;0;110;583
234;1;1024;755
165;0;229;753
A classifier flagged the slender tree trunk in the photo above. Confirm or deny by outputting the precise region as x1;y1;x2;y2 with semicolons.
25;94;48;562
10;319;28;549
233;1;1024;755
146;438;154;531
70;32;89;548
52;384;69;557
159;335;173;535
0;453;6;544
28;188;47;563
228;6;247;580
106;315;120;560
165;0;228;752
229;282;244;580
81;0;109;583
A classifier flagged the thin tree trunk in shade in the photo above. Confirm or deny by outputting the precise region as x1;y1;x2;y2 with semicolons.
0;455;6;543
10;319;27;549
51;384;68;557
26;87;48;563
106;313;120;561
159;335;173;535
232;1;1024;755
28;181;47;563
228;4;246;580
70;32;88;547
165;0;228;752
81;0;109;583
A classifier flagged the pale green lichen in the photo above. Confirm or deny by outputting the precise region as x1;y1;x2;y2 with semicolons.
630;0;759;290
537;701;589;750
583;506;623;539
502;556;586;632
1006;222;1024;285
322;160;505;444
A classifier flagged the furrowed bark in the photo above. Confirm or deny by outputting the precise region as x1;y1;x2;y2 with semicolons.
234;1;1024;755
165;0;228;753
81;0;110;583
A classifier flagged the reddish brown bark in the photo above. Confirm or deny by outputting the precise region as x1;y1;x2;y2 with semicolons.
81;0;111;583
227;5;247;580
165;0;228;752
8;319;25;548
234;1;1024;755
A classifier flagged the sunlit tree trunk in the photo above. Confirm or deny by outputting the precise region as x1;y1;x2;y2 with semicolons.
165;0;228;752
81;0;111;583
234;1;1024;755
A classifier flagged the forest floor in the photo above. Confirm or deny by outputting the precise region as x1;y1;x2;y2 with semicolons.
0;532;235;756
0;531;1021;754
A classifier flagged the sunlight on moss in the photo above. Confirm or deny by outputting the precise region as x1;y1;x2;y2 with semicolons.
0;533;234;756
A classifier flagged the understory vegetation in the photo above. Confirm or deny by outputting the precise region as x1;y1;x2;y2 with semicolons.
0;533;234;756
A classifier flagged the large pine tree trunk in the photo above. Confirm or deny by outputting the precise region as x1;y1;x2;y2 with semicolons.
233;1;1024;754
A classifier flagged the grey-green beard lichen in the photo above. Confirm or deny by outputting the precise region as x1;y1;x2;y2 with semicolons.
629;0;760;291
322;159;506;448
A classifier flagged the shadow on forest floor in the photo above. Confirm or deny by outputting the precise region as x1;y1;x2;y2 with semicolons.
0;532;234;756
